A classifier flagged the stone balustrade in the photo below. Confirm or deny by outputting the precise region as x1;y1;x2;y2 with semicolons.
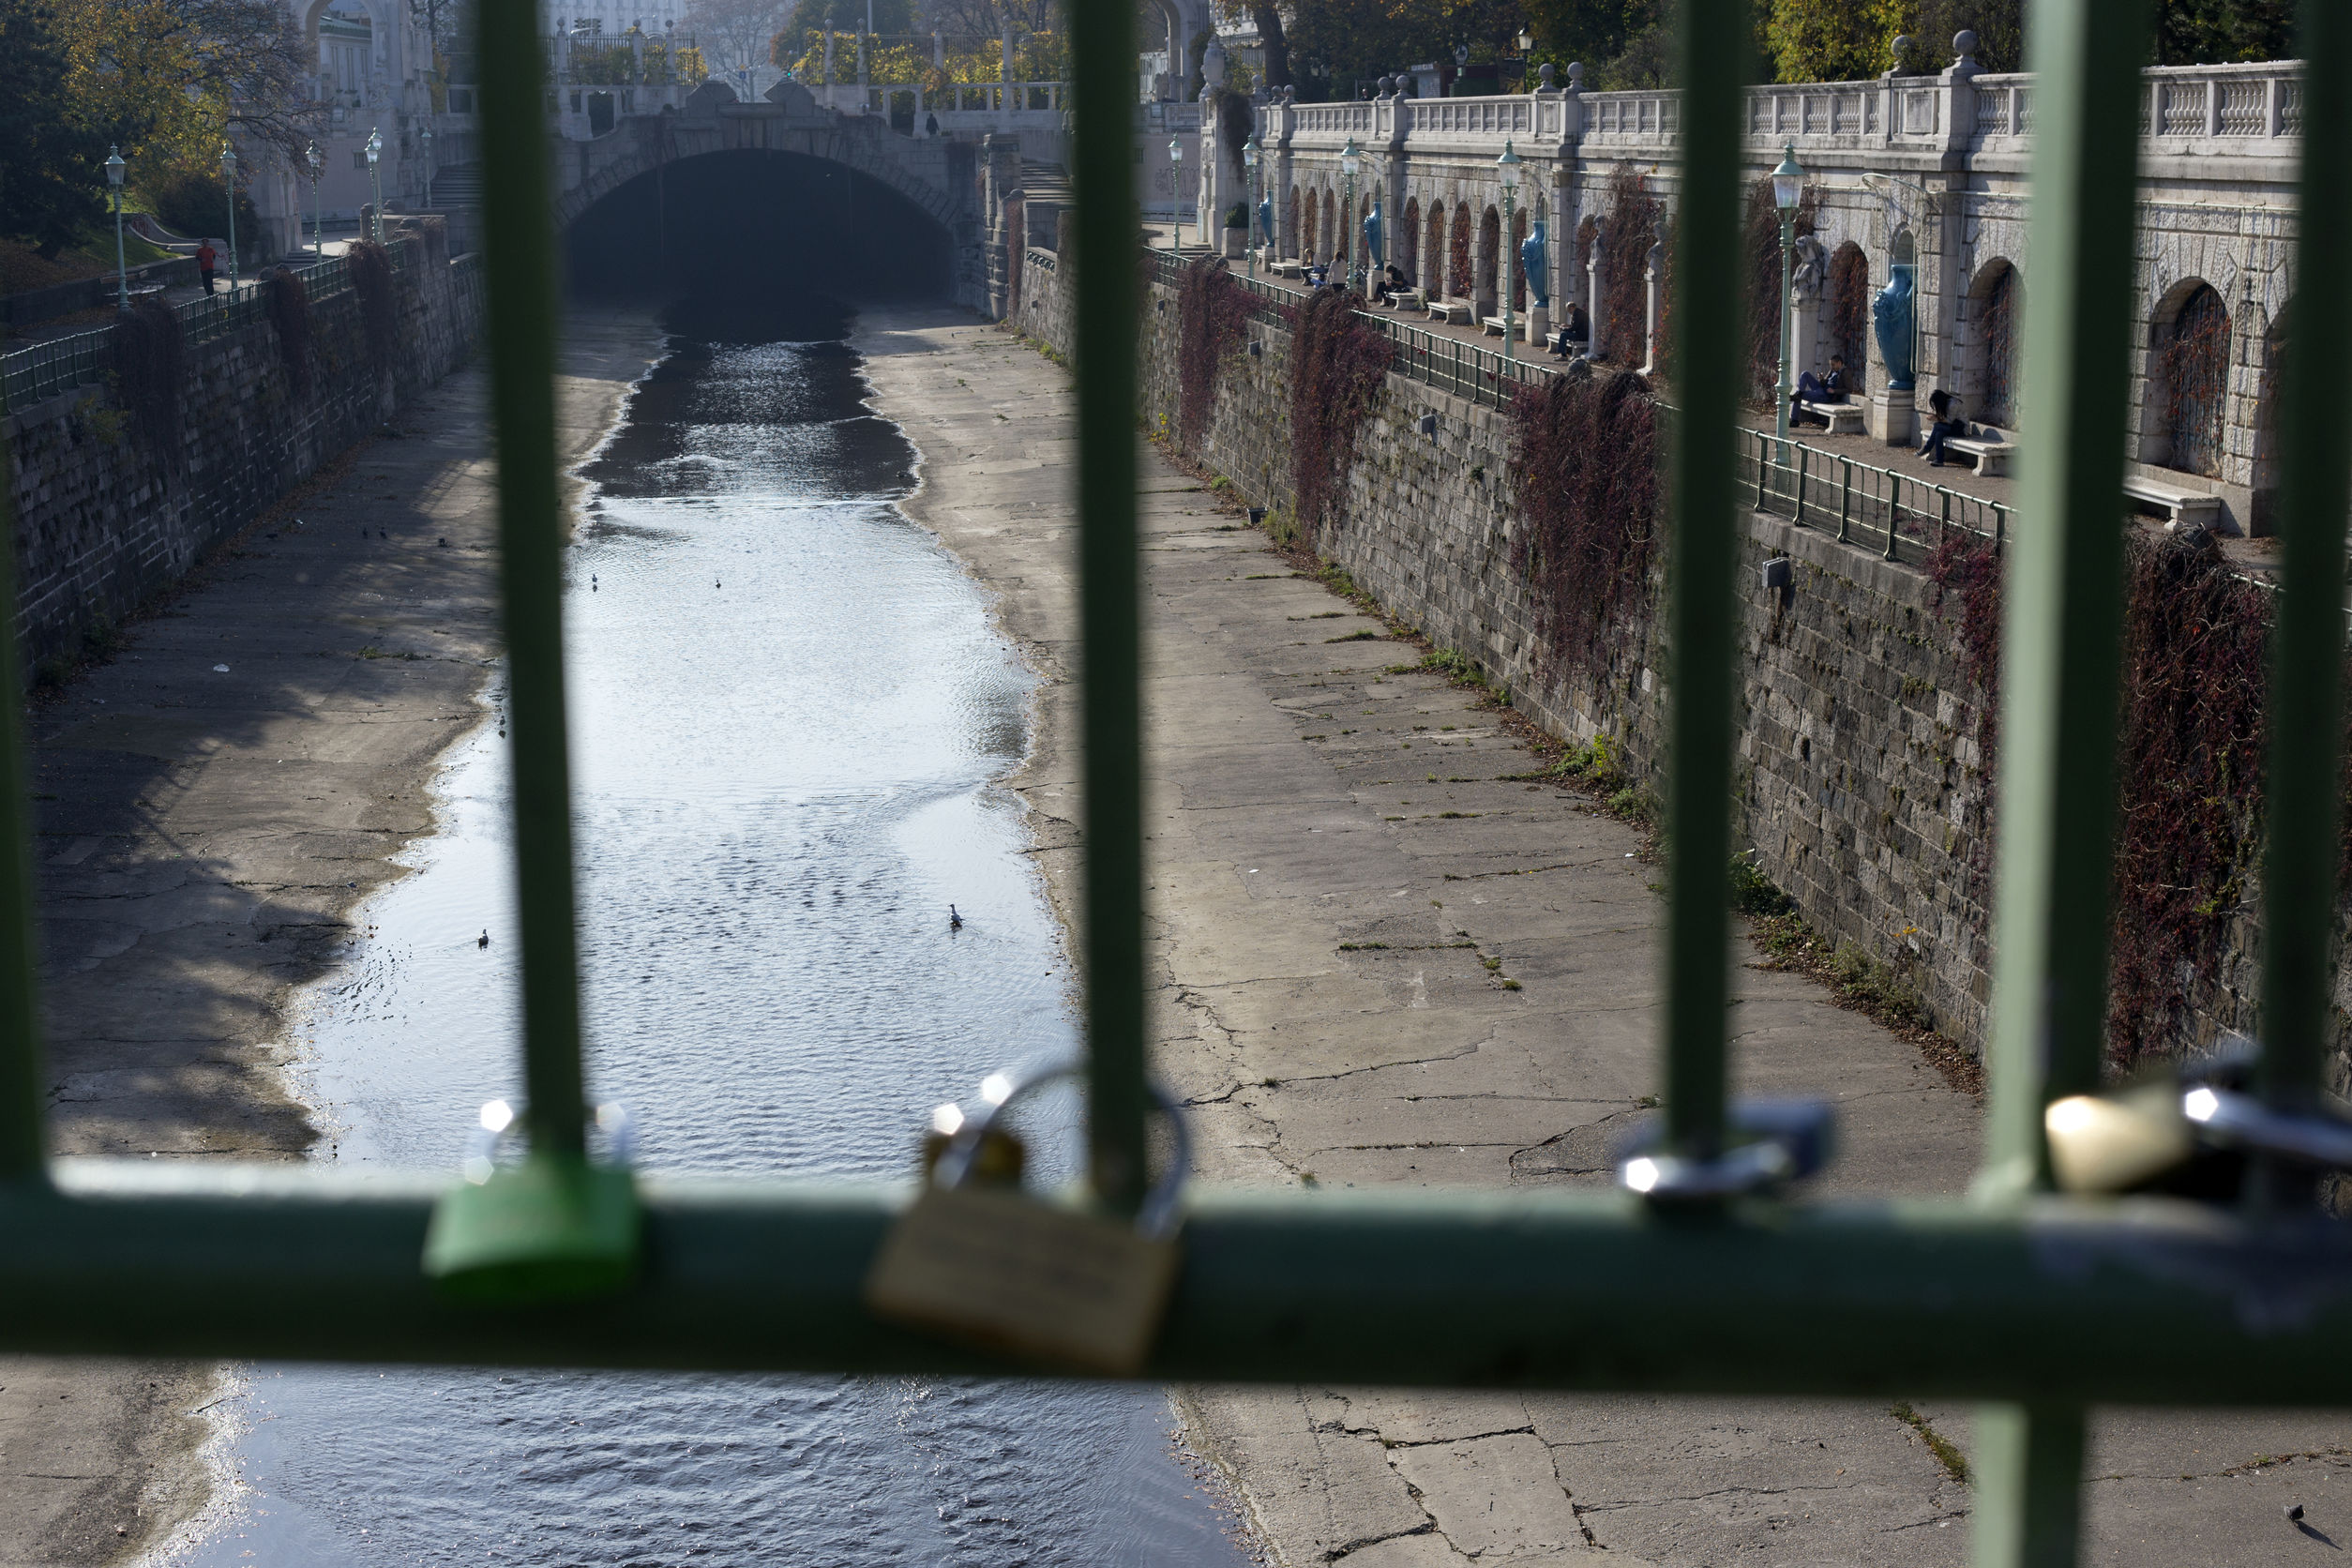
1203;53;2307;535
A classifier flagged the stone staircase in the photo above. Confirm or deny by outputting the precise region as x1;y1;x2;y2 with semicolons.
424;163;482;210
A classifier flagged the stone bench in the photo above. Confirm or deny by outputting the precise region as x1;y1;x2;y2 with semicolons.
2122;472;2224;529
1481;315;1511;337
1797;399;1865;436
1271;259;1304;279
1428;298;1473;325
1943;424;2018;477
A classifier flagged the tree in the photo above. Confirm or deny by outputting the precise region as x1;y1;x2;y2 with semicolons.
1766;0;1906;83
50;0;321;168
1280;0;1530;100
0;3;108;256
686;0;790;71
1902;0;2022;73
2153;0;2292;65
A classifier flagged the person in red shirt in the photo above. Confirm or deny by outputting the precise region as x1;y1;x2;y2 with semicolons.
196;240;219;294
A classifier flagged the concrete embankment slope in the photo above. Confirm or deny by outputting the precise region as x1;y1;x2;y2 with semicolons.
0;311;663;1568
853;303;2352;1568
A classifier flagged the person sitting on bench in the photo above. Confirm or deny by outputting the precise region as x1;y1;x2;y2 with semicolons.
1790;356;1849;428
1548;302;1591;358
1379;264;1410;305
1918;387;1961;467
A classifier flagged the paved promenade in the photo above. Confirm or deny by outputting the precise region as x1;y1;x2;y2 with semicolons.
855;302;2347;1568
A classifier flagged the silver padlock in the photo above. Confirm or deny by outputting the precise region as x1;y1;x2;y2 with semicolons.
865;1065;1189;1377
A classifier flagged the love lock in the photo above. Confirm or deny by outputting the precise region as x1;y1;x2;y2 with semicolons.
1616;1098;1837;1200
421;1099;641;1303
2043;1038;2352;1196
865;1065;1189;1377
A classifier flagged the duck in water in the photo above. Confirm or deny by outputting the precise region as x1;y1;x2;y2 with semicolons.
948;905;963;931
477;928;490;949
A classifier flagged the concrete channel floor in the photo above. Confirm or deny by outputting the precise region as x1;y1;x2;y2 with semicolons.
0;310;664;1568
854;302;2352;1567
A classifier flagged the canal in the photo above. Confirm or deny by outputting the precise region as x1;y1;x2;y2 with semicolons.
173;294;1257;1566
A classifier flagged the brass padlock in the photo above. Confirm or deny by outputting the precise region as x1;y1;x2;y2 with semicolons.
865;1067;1188;1377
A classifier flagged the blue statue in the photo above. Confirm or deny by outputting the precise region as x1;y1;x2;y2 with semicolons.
1873;264;1916;391
1364;203;1384;269
1520;219;1549;309
1258;193;1274;249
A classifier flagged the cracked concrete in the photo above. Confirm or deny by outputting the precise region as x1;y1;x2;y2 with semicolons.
854;304;2352;1567
1;311;663;1568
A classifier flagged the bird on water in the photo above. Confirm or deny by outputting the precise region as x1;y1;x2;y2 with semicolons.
477;928;490;948
949;905;963;931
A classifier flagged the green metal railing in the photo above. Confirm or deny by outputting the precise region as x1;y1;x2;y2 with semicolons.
2;249;375;412
1746;427;2009;559
3;6;2351;1567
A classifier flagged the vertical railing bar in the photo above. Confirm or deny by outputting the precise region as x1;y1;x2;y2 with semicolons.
1073;0;1148;1211
1974;1;2152;1561
1659;0;1745;1162
1838;454;1852;542
1795;442;1808;527
2254;0;2352;1191
0;439;44;1179
479;0;588;1156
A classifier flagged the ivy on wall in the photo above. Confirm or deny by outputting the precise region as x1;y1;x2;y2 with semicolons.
2107;530;2270;1063
1176;256;1250;452
1506;362;1661;688
1932;525;2279;1066
1596;170;1660;367
109;292;187;460
266;264;313;392
1282;287;1391;541
348;239;398;368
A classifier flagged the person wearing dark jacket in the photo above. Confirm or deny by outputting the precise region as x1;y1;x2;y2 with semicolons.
1548;302;1590;358
1918;387;1960;466
1790;355;1849;427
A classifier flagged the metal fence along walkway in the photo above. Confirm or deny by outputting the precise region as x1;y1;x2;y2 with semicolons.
4;6;2351;1568
0;243;474;413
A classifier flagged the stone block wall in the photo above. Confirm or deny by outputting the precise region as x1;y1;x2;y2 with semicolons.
5;220;483;682
1026;249;2006;1048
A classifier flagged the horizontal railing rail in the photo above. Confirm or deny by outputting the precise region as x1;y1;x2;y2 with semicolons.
1744;426;2008;560
9;1163;2352;1407
0;243;416;414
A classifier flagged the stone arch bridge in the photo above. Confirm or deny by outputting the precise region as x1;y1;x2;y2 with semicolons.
551;78;1017;310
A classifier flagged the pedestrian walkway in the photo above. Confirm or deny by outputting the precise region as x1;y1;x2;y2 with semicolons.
858;302;2346;1568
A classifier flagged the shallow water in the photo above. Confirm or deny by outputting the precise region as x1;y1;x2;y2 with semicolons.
173;301;1256;1567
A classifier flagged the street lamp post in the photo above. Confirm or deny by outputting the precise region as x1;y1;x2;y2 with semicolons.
306;142;323;258
421;123;434;210
1244;134;1261;281
1168;138;1184;250
1339;135;1360;291
1771;143;1805;465
1498;140;1522;363
220;142;239;296
365;128;384;242
105;146;128;313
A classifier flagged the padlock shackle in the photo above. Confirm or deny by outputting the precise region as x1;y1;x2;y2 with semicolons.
462;1099;639;1184
934;1064;1191;1239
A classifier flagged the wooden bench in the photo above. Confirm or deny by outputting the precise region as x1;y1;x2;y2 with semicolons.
1943;423;2019;478
1428;297;1473;325
1797;399;1865;436
2122;472;2224;529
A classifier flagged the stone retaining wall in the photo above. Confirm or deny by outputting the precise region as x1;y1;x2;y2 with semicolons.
1021;247;2020;1054
5;219;483;684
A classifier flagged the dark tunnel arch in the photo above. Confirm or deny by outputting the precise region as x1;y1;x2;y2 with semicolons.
564;148;956;303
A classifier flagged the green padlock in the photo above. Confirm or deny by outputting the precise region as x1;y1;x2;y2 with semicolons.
421;1100;641;1303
